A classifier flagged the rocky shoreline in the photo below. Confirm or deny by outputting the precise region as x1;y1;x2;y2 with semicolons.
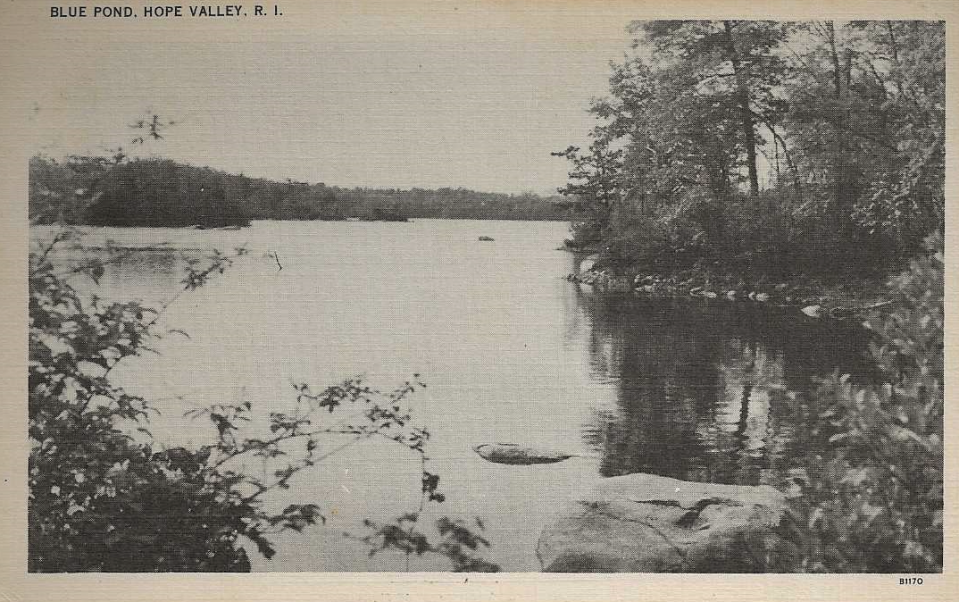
567;260;892;321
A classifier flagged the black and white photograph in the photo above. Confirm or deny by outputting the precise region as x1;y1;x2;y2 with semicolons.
1;1;953;598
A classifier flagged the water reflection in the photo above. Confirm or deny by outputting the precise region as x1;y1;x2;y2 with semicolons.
46;243;205;306
577;293;873;486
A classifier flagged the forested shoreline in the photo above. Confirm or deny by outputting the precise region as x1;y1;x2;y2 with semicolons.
29;155;576;227
554;20;943;572
555;21;943;293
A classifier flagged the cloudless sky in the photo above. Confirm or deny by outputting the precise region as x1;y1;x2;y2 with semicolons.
20;1;642;194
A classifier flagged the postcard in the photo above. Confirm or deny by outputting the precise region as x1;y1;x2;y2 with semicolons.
1;1;955;600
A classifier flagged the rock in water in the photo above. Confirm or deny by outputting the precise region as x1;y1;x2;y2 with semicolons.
473;443;573;465
537;473;797;572
579;254;599;274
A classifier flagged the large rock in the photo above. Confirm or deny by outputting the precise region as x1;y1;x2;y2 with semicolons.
537;473;797;572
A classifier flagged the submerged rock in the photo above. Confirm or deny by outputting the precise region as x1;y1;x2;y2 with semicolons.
537;473;796;572
473;443;574;465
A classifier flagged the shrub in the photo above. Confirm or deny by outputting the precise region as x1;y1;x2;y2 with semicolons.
788;234;943;572
29;234;497;572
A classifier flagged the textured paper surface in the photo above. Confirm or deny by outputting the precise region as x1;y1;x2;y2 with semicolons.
1;1;957;599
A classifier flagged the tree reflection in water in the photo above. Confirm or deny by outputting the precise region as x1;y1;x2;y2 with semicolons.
577;293;875;487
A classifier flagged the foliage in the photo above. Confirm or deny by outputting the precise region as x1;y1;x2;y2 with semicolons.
787;234;943;572
552;143;624;248
556;21;944;280
29;238;251;570
359;516;499;573
28;155;93;225
29;234;498;572
87;159;250;227
847;22;945;250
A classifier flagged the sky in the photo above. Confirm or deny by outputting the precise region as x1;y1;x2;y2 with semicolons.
16;2;644;195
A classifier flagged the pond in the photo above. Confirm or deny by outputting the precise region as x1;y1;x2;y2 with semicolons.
33;219;871;571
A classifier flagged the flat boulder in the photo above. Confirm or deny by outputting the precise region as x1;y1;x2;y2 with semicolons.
473;443;574;465
537;473;797;572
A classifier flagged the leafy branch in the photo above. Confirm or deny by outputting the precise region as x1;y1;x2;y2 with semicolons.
29;232;496;572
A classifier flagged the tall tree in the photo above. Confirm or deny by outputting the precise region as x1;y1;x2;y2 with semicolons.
631;20;791;196
781;21;944;247
723;20;760;195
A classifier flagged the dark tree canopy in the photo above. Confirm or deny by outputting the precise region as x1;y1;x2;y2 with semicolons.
557;20;944;276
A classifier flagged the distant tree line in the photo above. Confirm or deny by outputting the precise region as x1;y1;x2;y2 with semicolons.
557;20;944;281
29;155;576;227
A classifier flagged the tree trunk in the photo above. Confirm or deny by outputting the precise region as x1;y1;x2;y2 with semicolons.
724;21;760;196
825;21;851;233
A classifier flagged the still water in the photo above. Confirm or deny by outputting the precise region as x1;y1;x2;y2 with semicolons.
35;219;869;571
